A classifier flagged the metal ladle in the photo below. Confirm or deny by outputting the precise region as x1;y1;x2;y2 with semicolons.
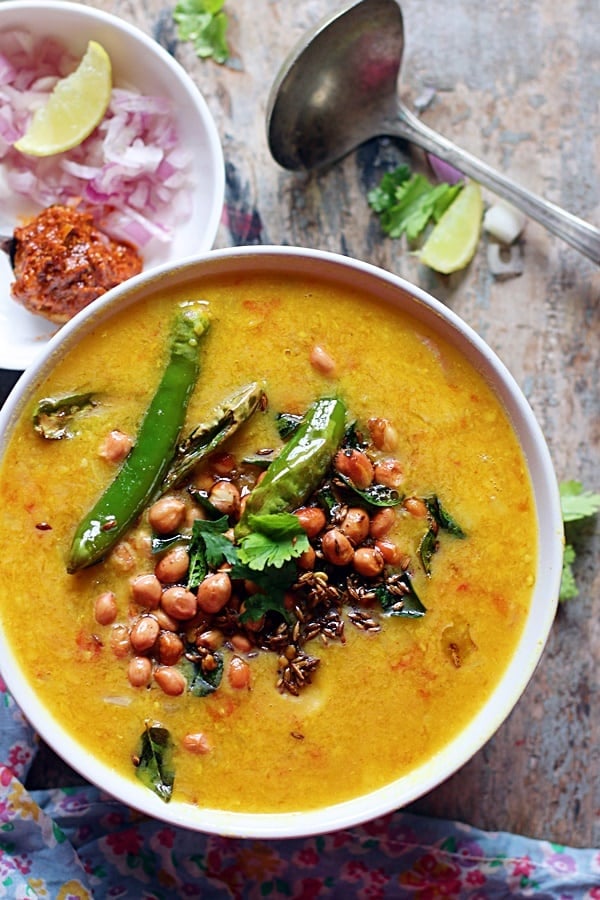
266;0;600;264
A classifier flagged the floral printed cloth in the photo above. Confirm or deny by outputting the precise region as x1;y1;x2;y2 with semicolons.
1;677;599;899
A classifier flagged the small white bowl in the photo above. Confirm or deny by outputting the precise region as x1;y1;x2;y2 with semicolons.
0;246;563;839
0;0;224;371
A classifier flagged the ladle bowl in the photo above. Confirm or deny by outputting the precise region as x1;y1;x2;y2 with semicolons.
266;0;599;264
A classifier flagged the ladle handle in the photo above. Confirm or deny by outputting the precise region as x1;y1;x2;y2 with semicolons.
391;103;600;265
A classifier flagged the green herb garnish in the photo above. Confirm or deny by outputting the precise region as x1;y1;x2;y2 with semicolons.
368;164;463;241
33;392;96;440
376;571;426;618
237;512;309;571
418;495;465;575
187;516;238;589
425;495;466;538
559;481;600;601
174;0;229;64
135;723;175;802
180;651;224;696
335;472;404;508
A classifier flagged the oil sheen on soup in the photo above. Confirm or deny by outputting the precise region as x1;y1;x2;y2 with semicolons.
0;271;537;813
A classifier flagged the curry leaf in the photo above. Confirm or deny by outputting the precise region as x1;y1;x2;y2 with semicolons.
425;495;466;537
180;652;224;696
135;723;174;802
151;533;188;555
376;571;426;618
418;528;438;576
276;412;302;440
336;472;404;508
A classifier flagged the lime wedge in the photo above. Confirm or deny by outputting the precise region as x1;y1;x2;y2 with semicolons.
14;40;112;157
419;181;483;274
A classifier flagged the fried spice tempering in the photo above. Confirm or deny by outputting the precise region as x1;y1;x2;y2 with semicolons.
11;205;142;323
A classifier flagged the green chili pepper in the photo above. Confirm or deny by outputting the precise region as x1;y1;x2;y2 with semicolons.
67;302;210;573
235;397;346;539
160;381;265;495
33;392;97;440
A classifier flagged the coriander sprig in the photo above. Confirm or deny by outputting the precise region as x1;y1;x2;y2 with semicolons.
173;0;229;64
559;480;600;601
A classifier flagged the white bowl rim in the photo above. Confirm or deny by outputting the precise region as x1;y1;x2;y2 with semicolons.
0;0;225;371
0;245;563;838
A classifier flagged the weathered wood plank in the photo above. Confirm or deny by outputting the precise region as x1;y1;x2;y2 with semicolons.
3;0;598;847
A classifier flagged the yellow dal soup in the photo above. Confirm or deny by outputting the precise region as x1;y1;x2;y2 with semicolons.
0;271;536;814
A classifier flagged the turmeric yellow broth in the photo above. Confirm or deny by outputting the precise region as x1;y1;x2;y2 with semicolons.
0;271;537;813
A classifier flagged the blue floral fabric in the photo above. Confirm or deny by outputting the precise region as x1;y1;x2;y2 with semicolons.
1;677;599;899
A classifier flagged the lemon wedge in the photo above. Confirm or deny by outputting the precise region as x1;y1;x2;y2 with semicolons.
419;181;483;274
14;40;112;157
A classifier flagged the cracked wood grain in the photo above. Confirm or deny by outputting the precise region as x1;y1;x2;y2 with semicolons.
7;0;599;848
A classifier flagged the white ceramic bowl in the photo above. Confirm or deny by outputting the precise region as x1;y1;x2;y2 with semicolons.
0;247;563;838
0;0;224;371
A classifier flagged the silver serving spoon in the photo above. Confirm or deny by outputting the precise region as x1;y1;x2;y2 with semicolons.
266;0;600;264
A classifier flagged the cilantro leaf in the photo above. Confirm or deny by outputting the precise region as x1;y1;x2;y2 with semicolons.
237;513;309;571
174;0;229;64
558;480;599;603
231;558;298;622
187;516;237;589
559;544;578;602
367;164;411;212
559;481;600;523
368;166;463;242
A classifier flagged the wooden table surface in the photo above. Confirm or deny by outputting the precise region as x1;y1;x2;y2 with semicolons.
1;0;598;850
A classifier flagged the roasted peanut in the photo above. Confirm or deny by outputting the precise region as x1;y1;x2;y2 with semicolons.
369;507;397;539
156;630;184;666
321;528;354;566
310;344;336;375
161;586;198;620
339;507;370;545
127;655;152;688
294;506;327;538
197;572;232;614
353;546;385;577
334;448;374;489
148;496;187;534
230;633;253;653
182;732;212;754
404;497;428;518
373;459;404;489
154;545;190;584
129;615;160;653
99;429;133;463
110;623;131;658
94;590;118;625
374;539;406;566
130;573;162;609
367;417;398;451
154;666;186;696
208;480;241;518
227;656;251;689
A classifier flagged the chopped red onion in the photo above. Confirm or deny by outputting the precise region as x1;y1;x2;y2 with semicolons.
427;153;464;186
0;30;192;248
